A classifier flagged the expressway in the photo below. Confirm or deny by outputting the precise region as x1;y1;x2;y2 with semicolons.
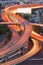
4;4;43;41
0;4;43;65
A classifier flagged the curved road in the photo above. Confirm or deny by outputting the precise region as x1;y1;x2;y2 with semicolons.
0;4;43;65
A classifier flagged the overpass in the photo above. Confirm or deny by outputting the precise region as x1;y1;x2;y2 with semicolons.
0;4;43;65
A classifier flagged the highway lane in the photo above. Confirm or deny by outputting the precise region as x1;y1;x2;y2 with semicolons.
1;38;41;65
0;9;32;58
31;31;43;42
0;4;43;65
0;22;20;25
30;23;43;27
2;12;21;31
5;4;43;42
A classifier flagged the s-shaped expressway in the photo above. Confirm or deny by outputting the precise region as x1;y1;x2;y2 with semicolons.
0;4;43;65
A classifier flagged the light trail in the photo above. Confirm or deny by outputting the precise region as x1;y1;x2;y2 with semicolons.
0;4;43;65
30;23;43;27
1;38;41;65
0;22;20;25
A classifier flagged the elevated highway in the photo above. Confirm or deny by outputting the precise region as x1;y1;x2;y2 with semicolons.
0;4;43;65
